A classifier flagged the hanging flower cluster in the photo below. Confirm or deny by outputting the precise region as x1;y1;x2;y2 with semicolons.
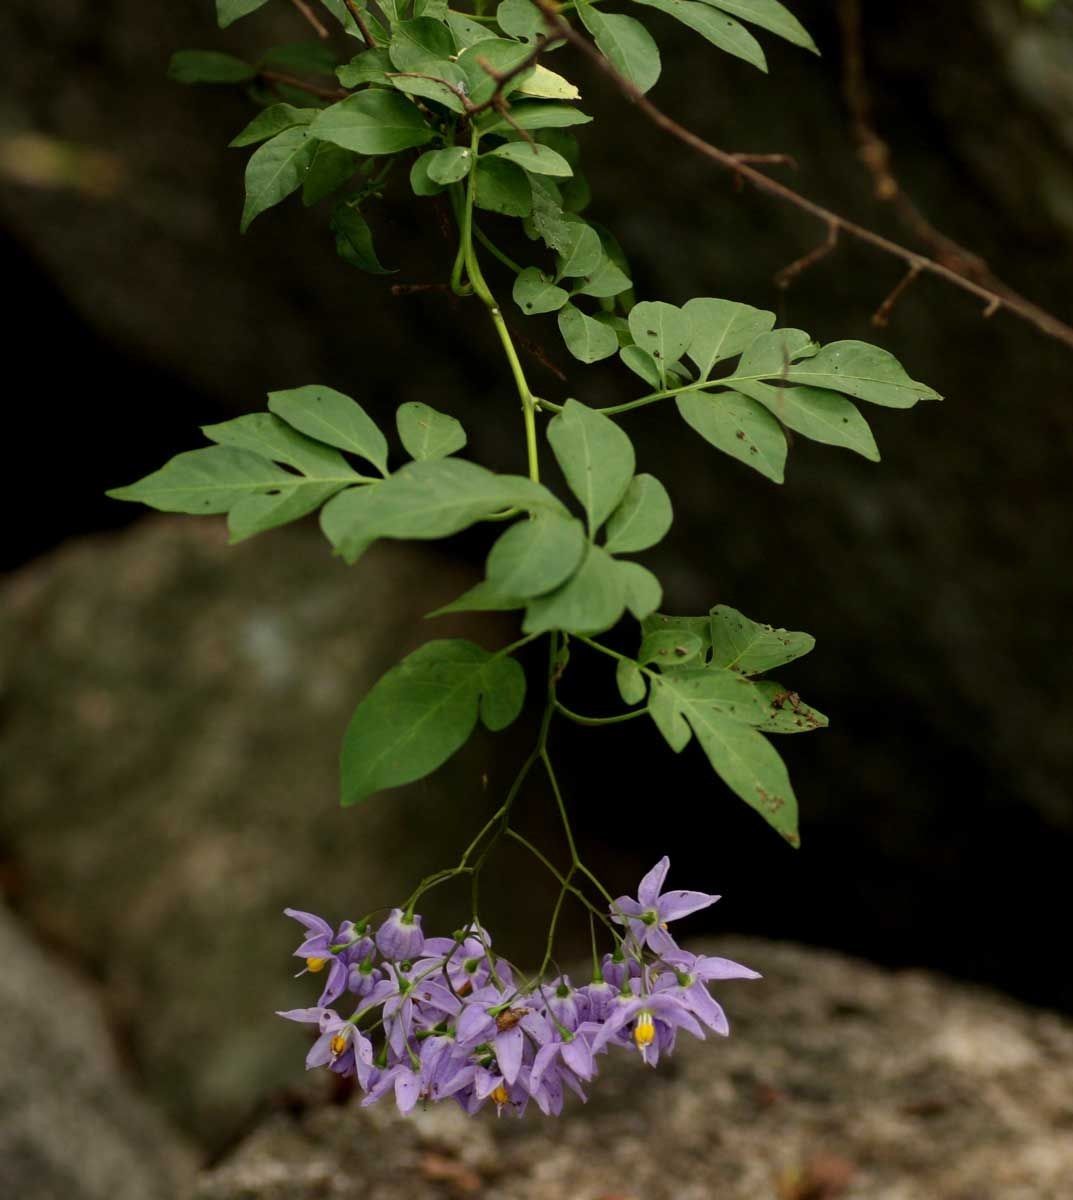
279;857;759;1117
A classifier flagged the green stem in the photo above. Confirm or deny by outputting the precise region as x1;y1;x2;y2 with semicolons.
554;699;645;726
474;225;524;275
536;373;773;418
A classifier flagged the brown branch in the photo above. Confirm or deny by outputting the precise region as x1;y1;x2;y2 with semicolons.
290;0;330;39
730;152;798;171
775;219;838;289
464;34;566;120
872;261;923;328
261;70;347;101
532;0;1073;352
344;0;378;49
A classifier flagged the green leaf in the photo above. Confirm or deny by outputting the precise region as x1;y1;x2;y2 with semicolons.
620;345;662;388
514;268;570;315
518;64;581;100
487;142;573;178
638;628;705;666
410;151;446;196
201;413;358;479
631;0;767;70
737;327;819;378
396;402;468;460
107;446;295;514
573;258;631;299
263;42;341;75
216;0;270;27
332;204;395;274
547;398;635;533
576;6;662;93
496;0;546;39
628;301;692;378
736;380;880;461
709;603;815;675
676;389;787;483
447;10;499;47
641;612;712;657
604;474;672;554
752;681;829;734
389;63;469;113
781;340;943;408
425;146;475;185
682;297;776;379
430;580;526;616
389;17;455;68
555;222;604;279
230;104;316;147
241;127;318;232
647;671;799;843
337;47;393;87
303;141;360;205
487;512;587;598
482;103;593;134
310;91;433;155
557;304;619;363
616;658;647;705
616;559;662;619
701;0;818;52
169;50;256;84
528;178;574;252
523;544;627;635
340;639;526;806
475;158;533;216
268;384;389;474
457;39;535;105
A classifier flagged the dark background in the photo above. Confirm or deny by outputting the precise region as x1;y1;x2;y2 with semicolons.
3;3;1072;1143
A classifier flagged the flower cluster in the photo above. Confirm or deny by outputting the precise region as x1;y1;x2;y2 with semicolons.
279;857;759;1117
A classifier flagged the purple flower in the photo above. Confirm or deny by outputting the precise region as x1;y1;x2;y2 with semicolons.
361;1064;422;1113
284;909;350;1006
611;857;719;955
455;989;542;1085
591;990;706;1065
375;909;425;961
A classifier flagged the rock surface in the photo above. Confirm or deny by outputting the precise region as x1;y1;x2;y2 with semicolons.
195;938;1073;1200
0;517;559;1150
0;903;196;1200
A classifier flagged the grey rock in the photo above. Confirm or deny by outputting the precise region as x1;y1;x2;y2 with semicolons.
196;938;1073;1200
0;904;196;1200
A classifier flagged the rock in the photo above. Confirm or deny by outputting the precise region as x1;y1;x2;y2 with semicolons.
195;938;1073;1200
0;517;561;1151
0;904;196;1200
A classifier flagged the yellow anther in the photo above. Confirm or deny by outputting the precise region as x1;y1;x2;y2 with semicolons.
633;1011;656;1050
306;957;328;973
330;1033;348;1057
490;1084;510;1107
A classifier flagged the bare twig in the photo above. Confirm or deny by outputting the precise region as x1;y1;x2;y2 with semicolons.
290;0;330;39
730;152;799;171
872;261;923;327
261;70;347;101
532;0;1073;351
776;219;838;289
344;0;378;49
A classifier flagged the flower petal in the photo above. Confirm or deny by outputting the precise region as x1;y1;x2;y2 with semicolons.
496;1025;524;1085
694;954;761;981
637;856;670;906
657;889;720;922
284;908;333;938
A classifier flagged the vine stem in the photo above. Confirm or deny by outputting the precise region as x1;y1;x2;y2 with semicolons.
537;371;795;418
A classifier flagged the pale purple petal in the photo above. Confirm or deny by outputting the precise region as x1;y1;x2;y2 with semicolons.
637;856;670;906
395;1069;421;1113
276;1007;327;1025
657;889;720;922
529;1042;558;1094
562;1036;595;1079
284;908;333;938
693;954;761;982
496;1026;524;1084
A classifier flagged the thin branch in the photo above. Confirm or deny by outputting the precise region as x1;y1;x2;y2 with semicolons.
464;34;567;120
260;70;347;101
290;0;330;39
730;152;798;171
872;261;923;328
344;0;378;49
532;0;1073;352
775;219;838;290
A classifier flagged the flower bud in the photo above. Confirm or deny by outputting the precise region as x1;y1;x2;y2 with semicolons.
375;908;425;961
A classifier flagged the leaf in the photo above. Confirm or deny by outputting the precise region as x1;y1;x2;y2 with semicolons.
682;297;776;379
751;681;829;734
201;413;358;479
397;402;468;460
310;91;433;155
519;64;581;100
514;268;570;316
576;7;661;93
555;222;604;279
640;612;712;658
631;0;767;71
701;0;818;52
241;127;318;232
337;47;394;87
782;340;943;409
410;151;446;196
523;544;627;635
736;328;819;378
573;257;632;299
169;50;256;84
616;560;662;619
647;671;800;844
263;41;341;75
424;146;475;185
482;103;593;134
709;603;815;675
457;40;535;105
268;384;389;474
340;639;526;806
107;446;296;514
302;142;360;206
604;474;672;554
735;380;880;461
676;390;787;483
528;178;574;252
430;580;526;616
388;17;455;68
389;63;470;113
616;658;647;705
557;304;619;363
621;345;662;388
475;158;533;216
496;0;546;39
638;628;705;666
447;11;499;47
628;301;692;378
332;204;394;274
230;104;316;148
487;142;573;178
216;0;270;27
547;398;635;533
486;512;587;598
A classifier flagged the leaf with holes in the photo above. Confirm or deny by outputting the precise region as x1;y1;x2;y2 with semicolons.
709;603;815;675
514;268;570;316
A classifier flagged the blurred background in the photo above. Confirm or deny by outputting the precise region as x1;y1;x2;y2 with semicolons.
2;0;1072;1191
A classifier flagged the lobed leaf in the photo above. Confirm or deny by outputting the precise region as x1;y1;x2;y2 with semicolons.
709;603;815;675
